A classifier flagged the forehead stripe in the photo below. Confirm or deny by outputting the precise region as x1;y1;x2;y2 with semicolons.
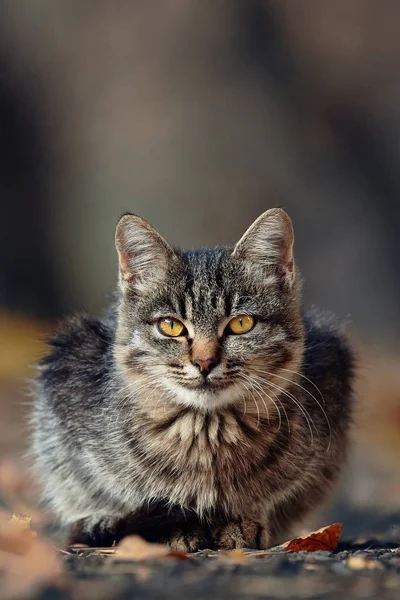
177;294;187;320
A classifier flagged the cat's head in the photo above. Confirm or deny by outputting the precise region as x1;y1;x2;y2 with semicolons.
114;209;304;411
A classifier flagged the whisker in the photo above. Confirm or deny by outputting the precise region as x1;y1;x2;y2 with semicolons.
250;375;316;445
274;395;291;434
253;394;260;428
250;366;331;451
244;385;261;428
239;388;248;418
107;376;167;425
280;366;325;404
252;378;284;433
239;373;270;425
242;374;290;434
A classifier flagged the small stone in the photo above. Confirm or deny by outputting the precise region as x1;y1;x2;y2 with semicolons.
331;561;348;575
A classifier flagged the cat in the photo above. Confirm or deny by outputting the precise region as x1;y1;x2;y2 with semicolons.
32;208;354;551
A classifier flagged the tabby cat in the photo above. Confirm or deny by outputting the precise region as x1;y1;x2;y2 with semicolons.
32;208;353;550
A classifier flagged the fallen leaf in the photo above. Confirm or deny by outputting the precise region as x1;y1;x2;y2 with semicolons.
283;522;343;553
166;551;190;560
0;512;35;555
220;549;249;565
9;513;36;534
113;535;188;561
0;513;63;598
347;555;383;570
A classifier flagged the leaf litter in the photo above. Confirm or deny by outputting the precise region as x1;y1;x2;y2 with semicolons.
0;512;63;598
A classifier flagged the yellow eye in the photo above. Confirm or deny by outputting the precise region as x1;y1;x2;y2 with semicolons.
227;315;255;335
158;317;186;337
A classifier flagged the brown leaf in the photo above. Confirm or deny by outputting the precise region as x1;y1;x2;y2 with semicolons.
9;513;36;534
0;538;63;598
0;513;63;598
0;512;35;555
220;549;249;564
113;535;188;561
347;555;384;570
165;551;190;560
284;522;343;553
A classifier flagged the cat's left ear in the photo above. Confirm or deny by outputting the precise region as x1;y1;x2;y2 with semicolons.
232;208;295;284
115;214;176;293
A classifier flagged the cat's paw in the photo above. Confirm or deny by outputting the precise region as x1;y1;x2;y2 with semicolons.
167;527;208;553
214;517;269;550
69;516;121;547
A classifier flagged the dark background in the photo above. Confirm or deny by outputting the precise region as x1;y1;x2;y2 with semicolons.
1;0;399;537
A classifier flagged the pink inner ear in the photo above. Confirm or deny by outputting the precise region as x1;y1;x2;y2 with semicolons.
276;257;294;282
119;252;135;283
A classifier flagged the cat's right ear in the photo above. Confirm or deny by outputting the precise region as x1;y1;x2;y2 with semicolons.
115;214;176;293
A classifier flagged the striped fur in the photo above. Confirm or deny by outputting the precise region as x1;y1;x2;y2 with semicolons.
31;209;354;550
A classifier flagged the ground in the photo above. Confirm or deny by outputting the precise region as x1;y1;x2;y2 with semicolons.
35;541;400;600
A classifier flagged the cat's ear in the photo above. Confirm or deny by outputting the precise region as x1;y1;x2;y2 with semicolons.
232;208;295;284
115;214;176;293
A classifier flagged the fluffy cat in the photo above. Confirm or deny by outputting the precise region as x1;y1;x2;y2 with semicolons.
32;208;353;550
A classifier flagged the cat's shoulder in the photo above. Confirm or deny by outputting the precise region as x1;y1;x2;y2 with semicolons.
38;312;114;383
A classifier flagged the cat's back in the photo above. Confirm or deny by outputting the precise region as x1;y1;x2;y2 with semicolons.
35;313;115;418
303;310;354;420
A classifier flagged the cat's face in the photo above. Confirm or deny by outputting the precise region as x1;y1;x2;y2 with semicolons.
115;209;304;411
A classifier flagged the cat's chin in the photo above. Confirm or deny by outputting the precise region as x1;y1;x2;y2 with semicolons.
165;381;243;411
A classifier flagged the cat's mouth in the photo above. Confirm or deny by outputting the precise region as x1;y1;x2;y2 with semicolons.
168;375;243;409
179;378;232;392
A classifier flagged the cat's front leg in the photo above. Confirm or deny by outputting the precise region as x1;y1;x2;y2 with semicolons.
69;514;124;547
68;505;211;551
213;515;270;550
68;511;270;552
166;523;212;552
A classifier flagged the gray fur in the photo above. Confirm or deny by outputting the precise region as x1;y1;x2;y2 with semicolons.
31;209;354;550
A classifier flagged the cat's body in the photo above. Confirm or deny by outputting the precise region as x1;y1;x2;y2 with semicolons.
32;209;354;550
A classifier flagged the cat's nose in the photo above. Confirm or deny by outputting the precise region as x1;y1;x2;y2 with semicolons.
192;357;218;376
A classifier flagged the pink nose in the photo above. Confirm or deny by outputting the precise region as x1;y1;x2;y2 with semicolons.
192;357;218;375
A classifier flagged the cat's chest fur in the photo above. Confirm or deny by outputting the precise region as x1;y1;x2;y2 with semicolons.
132;406;280;515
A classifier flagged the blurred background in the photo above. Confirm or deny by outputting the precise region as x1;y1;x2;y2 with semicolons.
1;0;399;538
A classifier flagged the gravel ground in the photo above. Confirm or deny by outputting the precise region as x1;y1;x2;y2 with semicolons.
24;540;398;600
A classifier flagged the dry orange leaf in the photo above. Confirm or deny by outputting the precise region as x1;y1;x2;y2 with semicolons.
166;551;190;560
9;514;36;534
220;549;249;565
347;555;382;570
0;513;35;555
0;512;63;598
0;537;63;598
113;535;188;561
283;522;343;552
